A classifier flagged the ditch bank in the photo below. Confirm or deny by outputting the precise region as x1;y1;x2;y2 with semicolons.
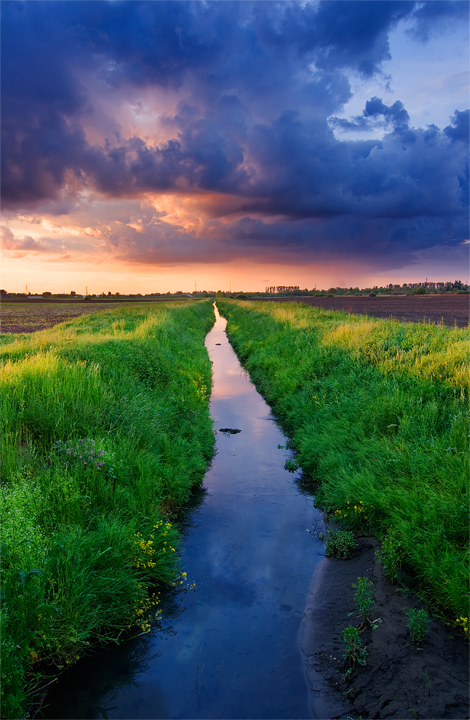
300;537;469;719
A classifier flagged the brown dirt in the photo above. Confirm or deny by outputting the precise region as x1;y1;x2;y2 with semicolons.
261;295;469;329
299;538;469;720
0;303;118;334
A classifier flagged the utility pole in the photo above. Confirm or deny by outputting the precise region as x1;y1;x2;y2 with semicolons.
86;286;88;296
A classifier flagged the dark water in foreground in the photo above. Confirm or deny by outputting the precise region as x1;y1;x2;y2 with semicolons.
43;305;326;719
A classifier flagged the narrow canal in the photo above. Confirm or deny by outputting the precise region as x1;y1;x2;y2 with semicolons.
43;304;326;719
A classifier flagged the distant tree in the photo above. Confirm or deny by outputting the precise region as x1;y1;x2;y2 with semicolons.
0;289;7;295
43;291;52;296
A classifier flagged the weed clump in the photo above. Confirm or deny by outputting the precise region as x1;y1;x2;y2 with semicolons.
353;577;375;626
377;530;403;583
340;625;368;668
455;616;469;638
325;530;357;559
407;608;430;644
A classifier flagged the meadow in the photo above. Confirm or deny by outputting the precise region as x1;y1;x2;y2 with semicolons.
217;300;469;630
0;301;216;719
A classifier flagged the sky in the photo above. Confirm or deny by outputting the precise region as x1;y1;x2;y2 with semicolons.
1;1;469;294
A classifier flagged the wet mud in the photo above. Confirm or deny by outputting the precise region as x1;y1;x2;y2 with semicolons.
300;538;469;719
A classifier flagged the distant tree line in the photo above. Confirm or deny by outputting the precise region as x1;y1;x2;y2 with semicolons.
1;280;468;300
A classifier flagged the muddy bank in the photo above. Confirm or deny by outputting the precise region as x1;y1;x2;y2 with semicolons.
300;538;469;720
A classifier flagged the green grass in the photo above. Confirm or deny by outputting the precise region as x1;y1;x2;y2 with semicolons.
217;300;469;628
0;301;216;718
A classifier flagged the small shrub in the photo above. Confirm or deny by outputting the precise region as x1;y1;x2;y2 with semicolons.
353;577;375;625
325;530;357;559
407;608;430;644
340;625;368;668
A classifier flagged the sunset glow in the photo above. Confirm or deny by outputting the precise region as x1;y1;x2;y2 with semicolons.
2;1;468;293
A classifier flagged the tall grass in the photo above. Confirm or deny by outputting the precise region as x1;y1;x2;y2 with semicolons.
0;301;215;718
217;300;469;627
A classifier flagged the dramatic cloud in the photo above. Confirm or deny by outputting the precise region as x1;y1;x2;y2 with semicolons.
1;0;468;282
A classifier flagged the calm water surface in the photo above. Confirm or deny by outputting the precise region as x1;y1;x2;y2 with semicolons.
43;304;326;719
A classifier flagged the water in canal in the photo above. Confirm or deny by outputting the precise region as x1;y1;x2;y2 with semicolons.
43;304;326;719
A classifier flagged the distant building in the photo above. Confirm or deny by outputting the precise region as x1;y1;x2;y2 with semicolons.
265;285;300;293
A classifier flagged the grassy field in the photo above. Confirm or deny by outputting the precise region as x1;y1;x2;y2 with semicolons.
217;300;469;631
0;301;216;718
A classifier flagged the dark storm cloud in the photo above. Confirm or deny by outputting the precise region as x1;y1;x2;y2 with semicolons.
329;96;410;134
407;1;469;42
444;109;470;143
1;1;468;266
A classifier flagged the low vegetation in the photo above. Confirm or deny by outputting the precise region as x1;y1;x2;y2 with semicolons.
325;530;357;560
217;300;469;629
353;577;376;627
0;301;216;718
340;625;368;670
406;608;430;645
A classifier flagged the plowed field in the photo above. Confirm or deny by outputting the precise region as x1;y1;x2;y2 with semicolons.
261;294;469;328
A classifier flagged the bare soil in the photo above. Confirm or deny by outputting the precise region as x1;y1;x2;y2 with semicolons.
0;303;118;334
261;295;469;329
300;538;469;720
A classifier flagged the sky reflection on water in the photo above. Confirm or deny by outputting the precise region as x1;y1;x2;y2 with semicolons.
43;305;325;720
